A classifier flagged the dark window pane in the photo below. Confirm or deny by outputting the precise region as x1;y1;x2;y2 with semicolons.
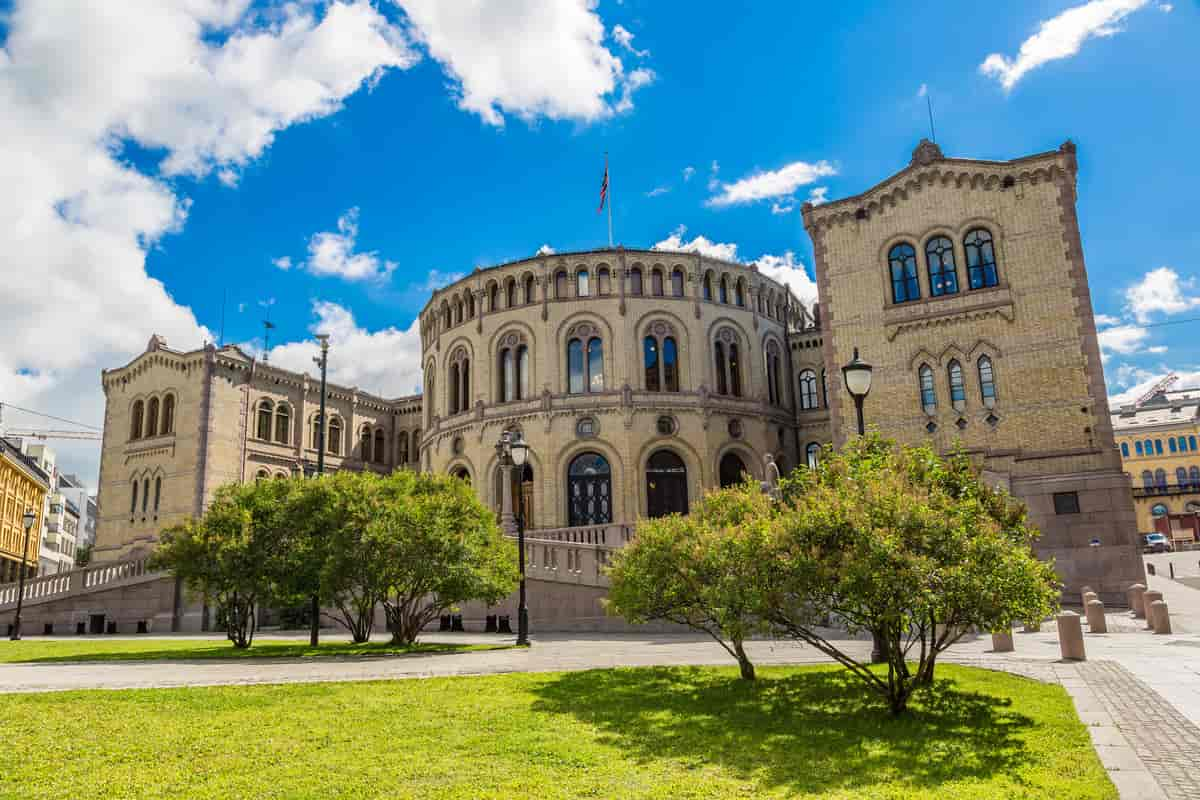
568;339;584;394
644;336;660;392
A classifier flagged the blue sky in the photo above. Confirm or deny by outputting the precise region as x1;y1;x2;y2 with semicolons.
0;0;1195;484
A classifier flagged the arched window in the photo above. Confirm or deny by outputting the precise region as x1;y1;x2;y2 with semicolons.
1142;470;1154;489
919;365;936;412
411;428;420;464
1144;439;1154;455
1171;438;1178;453
821;369;828;407
651;268;664;296
255;469;269;482
506;279;517;308
576;269;590;297
161;395;175;435
130;478;138;516
646;450;688;518
523;275;535;304
703;272;713;301
567;452;612;526
948;360;966;406
146;397;160;437
1179;436;1189;453
517;345;529;399
398;431;409;465
153;476;162;514
1156;440;1164;455
449;362;460;414
713;335;744;397
977;356;996;406
671;268;684;297
889;243;920;303
461;358;470;411
714;341;728;395
629;267;643;295
499;347;515;402
1190;466;1200;489
453;300;462;324
256;399;273;440
766;341;782;406
964;228;999;289
451;466;471;484
719;452;748;488
644;336;660;392
555;270;568;299
466;292;475;318
663;337;679;392
1135;441;1144;456
1151;503;1169;517
926;236;959;296
729;342;743;397
735;279;745;307
1155;468;1167;489
806;443;821;469
489;282;500;311
360;427;372;462
598;267;611;295
441;302;450;330
719;276;729;304
275;404;290;444
1120;442;1129;457
1177;467;1187;487
567;335;604;394
311;415;322;450
799;370;819;410
142;477;150;514
1191;436;1197;451
328;417;342;456
374;429;386;464
130;400;144;440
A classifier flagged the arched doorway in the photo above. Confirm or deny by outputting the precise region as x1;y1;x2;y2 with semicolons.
567;452;612;526
719;452;748;488
646;450;688;518
451;466;471;485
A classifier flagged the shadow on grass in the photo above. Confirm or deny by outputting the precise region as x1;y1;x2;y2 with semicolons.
531;665;1037;796
4;641;512;664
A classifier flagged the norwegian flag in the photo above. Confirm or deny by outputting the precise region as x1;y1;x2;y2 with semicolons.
597;161;609;213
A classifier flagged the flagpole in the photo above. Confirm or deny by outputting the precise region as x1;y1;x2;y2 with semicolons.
606;152;613;248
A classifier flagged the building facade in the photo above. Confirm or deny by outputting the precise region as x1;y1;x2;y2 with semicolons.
0;438;49;584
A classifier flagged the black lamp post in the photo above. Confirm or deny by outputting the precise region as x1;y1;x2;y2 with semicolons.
496;431;531;646
841;347;882;663
10;508;37;641
310;333;330;648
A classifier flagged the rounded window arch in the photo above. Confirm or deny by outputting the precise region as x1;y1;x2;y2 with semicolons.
734;278;746;307
1155;468;1168;489
448;347;470;414
919;364;937;413
964;228;999;289
703;271;714;301
597;266;612;295
555;270;568;299
629;266;644;295
925;236;959;296
947;360;966;407
398;431;410;465
888;242;920;303
145;397;160;437
719;451;748;488
642;321;681;392
374;428;386;464
712;326;744;397
523;274;536;304
566;322;604;394
798;369;819;410
360;425;373;462
765;339;784;407
977;355;997;407
671;268;685;297
1190;466;1200;490
567;452;613;526
274;403;291;444
161;394;175;435
130;399;145;440
465;290;476;318
451;466;471;484
805;442;821;469
650;267;664;296
488;281;500;311
496;331;530;402
1141;469;1154;489
718;275;729;304
255;468;270;482
328;416;343;456
256;399;274;440
576;268;590;297
646;450;688;518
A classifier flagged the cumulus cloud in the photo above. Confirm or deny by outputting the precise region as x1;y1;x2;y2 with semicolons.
770;201;795;216
682;166;695;182
980;0;1151;91
1097;323;1152;356
536;244;556;255
807;186;830;206
707;160;720;191
707;160;837;208
1125;266;1200;323
1108;367;1200;407
611;24;649;57
394;0;653;125
0;0;415;482
277;207;398;282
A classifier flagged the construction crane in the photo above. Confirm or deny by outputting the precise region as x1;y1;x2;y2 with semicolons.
0;403;103;442
1135;374;1179;408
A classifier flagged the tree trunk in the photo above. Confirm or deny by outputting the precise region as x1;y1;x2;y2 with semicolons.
732;636;756;681
309;594;319;647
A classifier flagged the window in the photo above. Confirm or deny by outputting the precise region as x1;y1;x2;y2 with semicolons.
1171;438;1178;453
130;479;138;516
256;400;273;440
1120;442;1129;457
671;268;684;297
161;395;174;435
821;369;828;407
1151;503;1169;517
806;443;821;469
153;477;161;514
1144;439;1153;455
1190;466;1200;489
567;335;604;394
411;428;420;463
489;282;500;311
799;370;819;410
146;397;160;437
1191;436;1197;451
524;275;535;304
453;300;462;324
517;345;529;399
644;336;660;392
630;267;643;295
735;279;745;307
964;228;999;289
1135;441;1144;456
449;362;460;413
728;343;742;397
1142;470;1154;489
1155;440;1164;455
889;243;920;303
1177;467;1187;487
1053;491;1080;515
1179;436;1189;453
361;427;372;462
714;342;727;396
1156;468;1167;489
555;270;568;299
719;277;729;304
926;237;959;296
131;400;144;440
467;292;476;318
703;272;713;301
311;415;322;450
449;350;470;414
374;429;386;464
663;337;679;392
328;417;342;455
506;279;517;308
142;478;149;514
651;268;664;296
398;431;409;465
598;268;611;296
500;348;515;402
577;269;590;297
978;356;996;406
948;360;966;405
919;365;936;412
766;341;782;406
275;404;290;444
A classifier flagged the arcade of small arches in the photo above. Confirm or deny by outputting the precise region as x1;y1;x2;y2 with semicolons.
248;398;422;468
127;393;176;441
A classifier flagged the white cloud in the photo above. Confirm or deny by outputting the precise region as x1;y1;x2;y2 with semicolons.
536;244;556;255
611;24;649;57
0;0;415;482
645;186;670;198
651;226;819;310
708;160;838;208
394;0;652;126
268;301;424;398
1098;323;1151;356
1125;266;1200;323
1094;313;1122;327
682;166;695;182
1159;2;1173;10
273;256;293;270
707;160;720;191
770;201;795;216
980;0;1151;91
807;186;829;206
289;207;398;282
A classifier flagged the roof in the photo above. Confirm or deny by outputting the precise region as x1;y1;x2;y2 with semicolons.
1111;387;1200;432
0;437;51;488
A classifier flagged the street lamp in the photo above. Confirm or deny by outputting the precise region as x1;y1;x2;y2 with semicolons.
10;508;36;641
496;431;531;647
310;333;330;648
841;347;882;663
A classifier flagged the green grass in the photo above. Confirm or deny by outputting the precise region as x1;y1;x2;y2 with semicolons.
0;637;510;664
0;664;1114;799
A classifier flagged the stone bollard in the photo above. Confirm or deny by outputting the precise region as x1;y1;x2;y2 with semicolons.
1057;611;1086;660
1080;585;1094;606
1085;599;1108;633
1141;591;1163;628
1082;591;1099;609
1150;601;1172;634
991;630;1014;652
1129;583;1147;618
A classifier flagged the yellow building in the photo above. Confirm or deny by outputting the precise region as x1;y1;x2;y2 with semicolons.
1111;382;1200;538
0;437;50;583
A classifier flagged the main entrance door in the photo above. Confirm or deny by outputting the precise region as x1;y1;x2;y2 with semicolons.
568;452;612;526
646;450;688;518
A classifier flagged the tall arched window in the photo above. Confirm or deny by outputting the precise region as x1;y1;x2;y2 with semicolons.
555;270;568;299
466;292;475;318
311;415;322;450
948;360;966;406
926;236;959;296
506;279;517;308
766;341;782;406
1171;438;1178;453
523;275;535;304
256;399;273;440
629;267;643;295
964;228;999;289
978;356;996;406
821;369;828;407
889;243;920;303
642;325;681;393
663;337;679;392
489;282;500;311
719;276;729;304
1135;441;1144;456
1156;439;1164;455
142;477;150;514
567;331;605;394
453;300;462;324
644;336;660;392
328;417;342;456
567;452;612;526
714;341;728;395
735;279;745;307
1142;470;1154;489
598;267;611;295
919;365;936;412
728;342;742;397
798;370;819;410
1177;467;1187;487
146;397;160;437
275;404;290;444
703;272;713;301
500;347;515;402
461;358;470;411
411;428;420;463
806;443;821;469
517;345;529;399
360;427;372;462
651;268;664;296
1190;466;1200;489
1120;442;1129;457
153;476;161;514
449;362;460;413
130;478;138;516
161;395;175;435
130;400;144;440
1155;468;1168;490
398;431;409;465
576;269;590;297
646;450;688;518
671;268;684;297
374;429;386;464
719;452;748;488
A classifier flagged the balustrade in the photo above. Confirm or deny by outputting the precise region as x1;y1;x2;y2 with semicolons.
0;556;157;611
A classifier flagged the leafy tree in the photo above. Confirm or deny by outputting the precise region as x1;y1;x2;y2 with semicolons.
606;481;774;680
765;434;1060;714
371;472;517;645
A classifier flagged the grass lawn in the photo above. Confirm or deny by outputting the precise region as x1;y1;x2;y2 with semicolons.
0;637;510;664
0;664;1114;799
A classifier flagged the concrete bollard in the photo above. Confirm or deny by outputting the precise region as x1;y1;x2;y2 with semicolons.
1085;599;1108;633
1141;591;1163;628
1129;583;1147;618
1080;585;1094;606
1150;601;1172;635
1082;591;1099;609
991;630;1014;652
1057;611;1086;660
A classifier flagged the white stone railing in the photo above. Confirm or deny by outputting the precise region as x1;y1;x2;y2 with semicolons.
507;524;633;588
0;557;160;612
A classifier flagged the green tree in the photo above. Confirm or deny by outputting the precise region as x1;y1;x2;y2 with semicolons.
372;472;517;645
766;434;1060;714
606;481;774;680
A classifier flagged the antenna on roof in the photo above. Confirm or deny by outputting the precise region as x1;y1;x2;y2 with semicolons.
926;92;937;144
262;316;275;362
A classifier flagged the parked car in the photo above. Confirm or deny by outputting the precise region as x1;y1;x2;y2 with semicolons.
1142;533;1174;554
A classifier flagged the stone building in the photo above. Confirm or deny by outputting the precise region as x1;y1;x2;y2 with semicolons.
0;138;1145;633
